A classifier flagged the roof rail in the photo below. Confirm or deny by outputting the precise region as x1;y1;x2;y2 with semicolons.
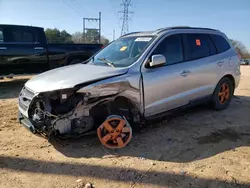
120;32;142;37
154;26;190;34
155;26;218;34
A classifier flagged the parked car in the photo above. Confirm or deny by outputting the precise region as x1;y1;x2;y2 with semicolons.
241;59;250;65
0;24;102;76
240;59;245;65
18;26;241;148
242;59;250;65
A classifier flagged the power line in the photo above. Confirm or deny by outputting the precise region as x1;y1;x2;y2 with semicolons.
70;0;85;13
119;0;133;36
61;0;83;16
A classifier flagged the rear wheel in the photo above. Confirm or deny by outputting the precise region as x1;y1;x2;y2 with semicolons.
212;77;233;110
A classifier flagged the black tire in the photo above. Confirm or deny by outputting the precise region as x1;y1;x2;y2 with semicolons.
212;77;233;110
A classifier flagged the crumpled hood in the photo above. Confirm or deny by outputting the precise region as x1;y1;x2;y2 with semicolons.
25;64;128;93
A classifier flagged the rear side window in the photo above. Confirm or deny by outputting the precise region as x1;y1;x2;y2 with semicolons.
182;34;210;61
0;29;3;42
5;27;39;43
152;34;183;65
210;34;230;53
12;30;33;42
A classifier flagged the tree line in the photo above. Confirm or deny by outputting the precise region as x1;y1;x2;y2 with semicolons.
45;28;249;59
45;28;110;45
230;39;250;59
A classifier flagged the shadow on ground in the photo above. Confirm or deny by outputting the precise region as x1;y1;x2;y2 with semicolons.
0;155;249;187
0;78;29;99
50;96;250;163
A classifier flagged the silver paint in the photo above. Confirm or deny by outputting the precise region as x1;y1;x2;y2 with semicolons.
25;64;128;93
21;27;241;120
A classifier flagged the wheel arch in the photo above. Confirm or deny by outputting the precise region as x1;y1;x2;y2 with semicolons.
109;95;142;124
89;95;142;129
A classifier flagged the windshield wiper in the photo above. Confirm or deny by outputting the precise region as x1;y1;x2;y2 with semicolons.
97;58;115;68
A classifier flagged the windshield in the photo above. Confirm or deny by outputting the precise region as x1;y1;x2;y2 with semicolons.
89;36;154;67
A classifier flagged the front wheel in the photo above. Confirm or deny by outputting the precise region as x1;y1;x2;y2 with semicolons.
212;77;233;110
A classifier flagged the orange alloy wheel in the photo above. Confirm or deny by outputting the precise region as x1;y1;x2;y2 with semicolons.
218;83;230;104
97;115;132;149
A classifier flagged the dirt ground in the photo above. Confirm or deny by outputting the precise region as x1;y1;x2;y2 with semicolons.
1;68;250;188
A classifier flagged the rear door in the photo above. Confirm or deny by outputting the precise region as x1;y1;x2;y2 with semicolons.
180;33;219;101
0;26;47;75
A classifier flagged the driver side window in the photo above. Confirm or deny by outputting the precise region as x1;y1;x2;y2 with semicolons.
152;34;183;65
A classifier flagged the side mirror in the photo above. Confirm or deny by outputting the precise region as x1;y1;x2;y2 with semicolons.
149;54;166;67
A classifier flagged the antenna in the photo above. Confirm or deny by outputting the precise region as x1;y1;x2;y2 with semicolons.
119;0;133;36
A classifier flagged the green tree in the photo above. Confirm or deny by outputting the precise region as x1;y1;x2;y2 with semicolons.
72;30;110;45
46;28;110;45
45;28;72;43
60;30;73;43
85;30;100;44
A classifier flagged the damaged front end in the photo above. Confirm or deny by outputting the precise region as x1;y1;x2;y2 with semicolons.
19;87;96;138
18;78;142;142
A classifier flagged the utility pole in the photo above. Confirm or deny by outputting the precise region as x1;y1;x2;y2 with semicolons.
83;12;101;44
119;0;133;36
113;30;115;41
99;12;101;44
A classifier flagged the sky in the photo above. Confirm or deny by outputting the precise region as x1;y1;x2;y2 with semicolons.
0;0;249;50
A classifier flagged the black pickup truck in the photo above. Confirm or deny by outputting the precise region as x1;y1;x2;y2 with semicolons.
0;24;103;76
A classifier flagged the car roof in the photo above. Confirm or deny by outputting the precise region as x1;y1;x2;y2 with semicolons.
121;26;222;38
0;24;44;30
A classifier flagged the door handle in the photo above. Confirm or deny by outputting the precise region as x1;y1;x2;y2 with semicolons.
0;47;7;50
180;70;191;77
217;61;224;67
34;47;44;50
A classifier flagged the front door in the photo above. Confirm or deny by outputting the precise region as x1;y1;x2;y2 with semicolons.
141;34;191;117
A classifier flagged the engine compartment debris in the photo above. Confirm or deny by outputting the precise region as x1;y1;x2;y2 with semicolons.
19;84;138;148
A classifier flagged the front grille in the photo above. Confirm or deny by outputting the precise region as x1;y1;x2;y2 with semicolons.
19;87;35;111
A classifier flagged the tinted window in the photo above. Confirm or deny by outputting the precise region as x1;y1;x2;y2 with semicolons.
0;29;3;42
210;34;230;53
208;36;217;55
152;35;183;65
183;34;210;60
6;27;38;43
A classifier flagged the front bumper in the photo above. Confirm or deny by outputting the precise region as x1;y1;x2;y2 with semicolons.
18;111;36;133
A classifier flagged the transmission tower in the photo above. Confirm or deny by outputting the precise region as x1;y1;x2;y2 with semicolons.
119;0;133;36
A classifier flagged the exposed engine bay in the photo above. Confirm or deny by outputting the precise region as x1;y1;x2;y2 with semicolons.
27;89;101;137
25;87;138;141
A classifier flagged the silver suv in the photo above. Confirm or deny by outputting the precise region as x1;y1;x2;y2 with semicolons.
18;26;241;148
